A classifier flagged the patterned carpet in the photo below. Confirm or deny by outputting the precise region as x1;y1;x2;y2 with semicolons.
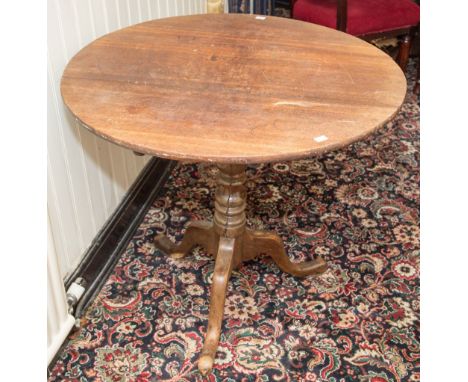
49;63;419;382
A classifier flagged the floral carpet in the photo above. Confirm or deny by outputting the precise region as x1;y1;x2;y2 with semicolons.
49;63;419;382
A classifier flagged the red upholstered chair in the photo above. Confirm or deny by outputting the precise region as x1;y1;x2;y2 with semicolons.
291;0;420;72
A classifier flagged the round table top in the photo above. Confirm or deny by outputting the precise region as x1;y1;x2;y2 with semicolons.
61;13;407;164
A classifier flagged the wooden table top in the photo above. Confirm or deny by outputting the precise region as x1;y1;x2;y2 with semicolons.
61;14;407;164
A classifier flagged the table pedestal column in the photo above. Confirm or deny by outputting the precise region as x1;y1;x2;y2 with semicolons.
154;164;328;375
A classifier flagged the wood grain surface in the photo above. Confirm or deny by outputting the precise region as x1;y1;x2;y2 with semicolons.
61;13;407;164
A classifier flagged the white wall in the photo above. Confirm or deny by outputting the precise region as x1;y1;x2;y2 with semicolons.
47;0;207;279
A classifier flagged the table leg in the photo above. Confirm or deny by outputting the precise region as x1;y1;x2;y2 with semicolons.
198;236;237;375
155;221;218;259
154;164;327;375
243;229;328;276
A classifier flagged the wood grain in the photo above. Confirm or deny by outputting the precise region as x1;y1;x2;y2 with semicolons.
61;13;406;164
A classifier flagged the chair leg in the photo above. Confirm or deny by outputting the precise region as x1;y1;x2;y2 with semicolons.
413;58;420;94
397;34;412;72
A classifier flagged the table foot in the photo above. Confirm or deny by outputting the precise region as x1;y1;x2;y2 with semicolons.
154;220;217;259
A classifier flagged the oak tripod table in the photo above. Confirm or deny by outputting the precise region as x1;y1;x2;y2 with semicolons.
61;13;406;375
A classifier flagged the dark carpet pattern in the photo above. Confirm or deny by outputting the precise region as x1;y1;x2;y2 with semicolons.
49;64;419;382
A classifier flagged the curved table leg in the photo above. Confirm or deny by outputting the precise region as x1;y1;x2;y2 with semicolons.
198;237;236;375
154;220;217;259
243;229;328;277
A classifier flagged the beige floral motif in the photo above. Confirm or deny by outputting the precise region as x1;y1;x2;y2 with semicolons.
309;185;324;195
396;179;419;199
235;335;285;372
181;200;198;211
362;219;378;228
352;208;368;218
272;163;290;173
262;184;282;203
393;224;419;246
358;186;379;200
137;242;155;255
186;284;204;296
159;317;173;332
225;295;259;320
215;342;235;367
325;179;338;187
334;152;347;161
392;259;418;280
331;309;359;329
307;263;351;296
115;322;136;334
296;323;318;341
357;301;370;314
95;344;149;382
178;272;195;284
315;246;330;256
364;289;380;303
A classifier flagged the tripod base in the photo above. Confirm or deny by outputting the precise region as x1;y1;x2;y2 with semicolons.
154;164;327;375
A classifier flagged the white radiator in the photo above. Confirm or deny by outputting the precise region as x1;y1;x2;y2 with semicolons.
47;219;75;365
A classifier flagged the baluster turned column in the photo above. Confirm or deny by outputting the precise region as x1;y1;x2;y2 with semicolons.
213;164;247;239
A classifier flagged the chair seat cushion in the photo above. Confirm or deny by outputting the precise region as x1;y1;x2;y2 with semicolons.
293;0;420;36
